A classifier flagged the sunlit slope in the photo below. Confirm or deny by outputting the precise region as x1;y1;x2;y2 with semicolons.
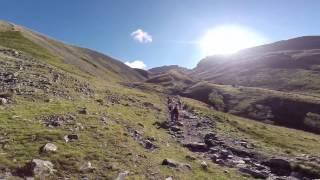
192;37;320;96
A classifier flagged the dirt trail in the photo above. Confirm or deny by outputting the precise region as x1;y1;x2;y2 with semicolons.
157;97;319;180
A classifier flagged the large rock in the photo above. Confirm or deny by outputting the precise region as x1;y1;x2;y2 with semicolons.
239;167;269;179
204;132;217;147
162;159;191;170
0;98;7;105
262;158;292;176
183;142;207;152
19;159;55;177
40;143;57;153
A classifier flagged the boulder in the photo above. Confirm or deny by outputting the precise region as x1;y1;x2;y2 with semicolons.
40;143;57;153
20;159;55;177
0;98;7;105
143;140;156;149
262;158;292;176
162;159;191;170
204;132;217;147
239;167;269;179
183;142;207;152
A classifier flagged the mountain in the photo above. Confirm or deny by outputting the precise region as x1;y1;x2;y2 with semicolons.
192;37;320;96
147;36;320;134
149;65;190;75
1;20;320;179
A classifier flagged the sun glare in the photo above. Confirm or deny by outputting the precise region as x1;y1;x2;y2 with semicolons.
200;25;266;56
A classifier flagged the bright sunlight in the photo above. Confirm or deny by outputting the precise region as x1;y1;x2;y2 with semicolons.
200;25;267;56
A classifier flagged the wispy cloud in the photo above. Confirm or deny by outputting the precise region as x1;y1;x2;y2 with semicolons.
131;29;152;43
125;60;147;69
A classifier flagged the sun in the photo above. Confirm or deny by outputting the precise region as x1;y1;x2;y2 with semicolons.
200;25;266;56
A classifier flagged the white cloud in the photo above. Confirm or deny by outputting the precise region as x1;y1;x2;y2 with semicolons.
125;60;147;69
131;29;152;43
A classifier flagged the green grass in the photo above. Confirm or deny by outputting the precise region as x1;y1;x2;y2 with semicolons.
0;84;246;179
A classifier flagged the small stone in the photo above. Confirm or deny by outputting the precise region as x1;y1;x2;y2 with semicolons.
185;155;196;161
79;107;88;114
201;161;208;170
165;176;173;180
137;123;144;128
80;161;95;172
40;143;57;153
76;123;84;130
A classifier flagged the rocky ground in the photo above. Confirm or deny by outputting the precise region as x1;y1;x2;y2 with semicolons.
0;48;94;103
156;98;320;180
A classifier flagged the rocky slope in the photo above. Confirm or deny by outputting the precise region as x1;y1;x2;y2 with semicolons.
0;20;320;179
0;20;145;82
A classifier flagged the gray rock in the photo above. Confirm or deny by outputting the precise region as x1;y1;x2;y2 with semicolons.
24;159;55;177
183;142;207;152
40;143;57;153
162;159;191;170
200;161;208;170
239;167;269;179
204;132;216;144
143;139;156;149
262;158;292;176
80;161;95;172
162;159;179;168
115;170;129;180
79;107;88;114
165;177;173;180
0;98;7;105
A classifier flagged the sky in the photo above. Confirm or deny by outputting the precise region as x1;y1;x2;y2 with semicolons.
1;0;320;69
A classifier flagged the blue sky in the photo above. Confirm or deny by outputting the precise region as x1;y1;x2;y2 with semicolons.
1;0;320;69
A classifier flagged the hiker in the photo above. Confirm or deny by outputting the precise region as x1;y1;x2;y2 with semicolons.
167;97;172;105
171;104;179;121
177;98;182;110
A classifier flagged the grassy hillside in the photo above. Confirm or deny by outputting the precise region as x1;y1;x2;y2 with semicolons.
0;20;144;82
182;81;320;133
192;49;320;96
1;20;320;179
0;21;245;179
146;70;194;93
